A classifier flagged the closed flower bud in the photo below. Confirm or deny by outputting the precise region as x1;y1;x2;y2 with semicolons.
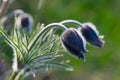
1;9;33;33
61;28;88;61
80;23;105;47
15;10;33;33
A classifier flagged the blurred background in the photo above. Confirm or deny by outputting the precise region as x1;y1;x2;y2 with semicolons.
1;0;120;80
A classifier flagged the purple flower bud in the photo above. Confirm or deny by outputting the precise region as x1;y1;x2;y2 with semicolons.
15;10;33;32
61;28;88;61
21;15;30;31
0;9;25;34
80;23;105;47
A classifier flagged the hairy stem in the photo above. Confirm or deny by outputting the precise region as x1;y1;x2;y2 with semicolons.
60;19;83;28
9;71;18;80
28;23;67;51
9;49;19;80
15;67;29;80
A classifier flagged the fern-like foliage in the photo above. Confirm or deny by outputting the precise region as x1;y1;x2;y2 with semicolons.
0;23;73;78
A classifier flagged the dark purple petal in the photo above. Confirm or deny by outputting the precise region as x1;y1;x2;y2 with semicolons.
81;23;104;47
61;28;87;60
21;17;29;28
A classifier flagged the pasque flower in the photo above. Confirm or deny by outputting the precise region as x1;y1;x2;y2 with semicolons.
14;10;33;32
80;23;105;47
1;9;33;33
61;28;88;61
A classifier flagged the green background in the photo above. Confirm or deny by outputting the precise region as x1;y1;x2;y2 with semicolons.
3;0;120;80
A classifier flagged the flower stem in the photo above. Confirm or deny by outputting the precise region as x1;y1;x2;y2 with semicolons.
28;23;67;51
15;67;29;80
9;71;18;80
60;20;83;28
